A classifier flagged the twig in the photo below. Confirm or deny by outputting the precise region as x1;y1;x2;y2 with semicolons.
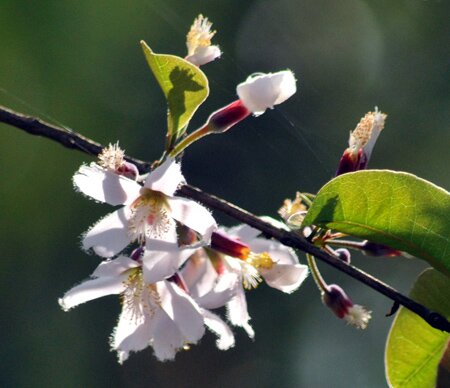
1;104;449;333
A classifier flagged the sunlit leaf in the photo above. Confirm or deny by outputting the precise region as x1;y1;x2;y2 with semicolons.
140;41;209;148
385;269;450;387
302;170;450;276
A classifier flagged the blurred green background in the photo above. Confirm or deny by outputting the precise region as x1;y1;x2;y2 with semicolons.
1;0;449;387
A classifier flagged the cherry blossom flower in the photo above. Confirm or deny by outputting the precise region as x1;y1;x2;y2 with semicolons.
59;254;205;362
336;108;387;176
206;222;309;337
181;252;238;350
185;14;221;66
74;157;217;258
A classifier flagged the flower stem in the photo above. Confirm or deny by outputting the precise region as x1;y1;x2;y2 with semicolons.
306;253;328;292
169;124;210;158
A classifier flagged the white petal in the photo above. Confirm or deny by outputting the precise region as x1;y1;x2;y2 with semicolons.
73;164;141;206
261;263;308;293
226;285;254;338
181;253;218;299
92;255;139;278
59;275;127;311
151;310;184;361
159;281;205;343
225;223;260;241
186;45;221;66
82;208;132;257
201;309;235;350
196;273;238;309
143;158;184;197
248;239;299;265
169;197;217;242
236;70;296;115
111;304;152;363
142;240;197;284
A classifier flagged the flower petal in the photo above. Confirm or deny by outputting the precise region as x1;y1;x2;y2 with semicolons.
159;281;205;343
169;197;217;242
142;240;198;284
111;304;152;363
201;309;235;350
92;255;139;278
182;252;218;299
143;158;184;197
73;164;141;206
225;223;260;241
248;238;299;265
82;208;132;257
261;263;308;293
226;286;254;338
151;311;184;361
186;45;221;66
59;274;128;311
236;70;296;116
196;272;238;309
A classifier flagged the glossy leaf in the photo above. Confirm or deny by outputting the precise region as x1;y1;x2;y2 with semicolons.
385;269;450;387
140;41;209;146
303;170;450;275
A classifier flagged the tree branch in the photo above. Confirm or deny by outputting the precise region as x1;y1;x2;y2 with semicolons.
1;104;449;333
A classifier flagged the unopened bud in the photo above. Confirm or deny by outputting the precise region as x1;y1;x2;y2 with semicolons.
210;231;250;259
360;240;402;257
237;70;297;116
208;100;251;133
322;284;371;329
334;248;351;264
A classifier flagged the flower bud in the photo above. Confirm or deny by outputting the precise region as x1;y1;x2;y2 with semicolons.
237;70;297;116
334;248;351;264
336;108;387;176
360;240;402;257
322;284;371;329
210;231;250;259
207;100;251;133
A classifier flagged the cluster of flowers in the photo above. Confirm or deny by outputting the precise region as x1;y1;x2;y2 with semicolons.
59;15;308;362
59;14;394;362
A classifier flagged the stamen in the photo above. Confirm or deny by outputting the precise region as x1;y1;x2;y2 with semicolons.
128;190;173;243
122;270;161;323
246;252;274;270
186;14;216;55
240;261;263;290
98;142;125;170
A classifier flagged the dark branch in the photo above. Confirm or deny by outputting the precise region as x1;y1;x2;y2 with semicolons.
1;104;449;333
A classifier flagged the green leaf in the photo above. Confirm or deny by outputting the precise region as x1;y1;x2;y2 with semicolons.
385;269;450;387
302;170;450;276
140;40;209;147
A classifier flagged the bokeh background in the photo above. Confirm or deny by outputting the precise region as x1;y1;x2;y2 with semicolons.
1;1;449;387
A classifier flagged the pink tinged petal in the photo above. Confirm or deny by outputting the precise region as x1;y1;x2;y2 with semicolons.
92;255;140;278
226;286;254;338
201;309;235;350
169;197;217;242
248;239;299;265
142;240;198;284
143;158;184;196
261;264;309;293
196;273;238;309
182;254;218;299
58;275;128;311
82;207;132;258
73;164;141;206
159;281;205;343
236;70;297;116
